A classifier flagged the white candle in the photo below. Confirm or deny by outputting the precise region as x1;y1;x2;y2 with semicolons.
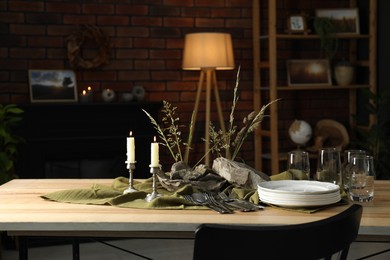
127;131;135;163
150;136;159;167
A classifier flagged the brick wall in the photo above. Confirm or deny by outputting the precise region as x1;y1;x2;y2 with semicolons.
0;0;257;171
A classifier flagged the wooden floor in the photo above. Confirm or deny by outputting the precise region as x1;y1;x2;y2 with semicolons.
1;239;389;260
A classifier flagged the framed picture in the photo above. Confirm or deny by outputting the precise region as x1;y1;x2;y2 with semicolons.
28;70;78;103
286;15;307;34
287;59;332;86
315;8;360;34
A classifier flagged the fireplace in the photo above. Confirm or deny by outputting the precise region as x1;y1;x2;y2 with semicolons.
16;102;161;179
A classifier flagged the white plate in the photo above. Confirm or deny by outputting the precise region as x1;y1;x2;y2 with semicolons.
257;180;339;195
259;193;341;207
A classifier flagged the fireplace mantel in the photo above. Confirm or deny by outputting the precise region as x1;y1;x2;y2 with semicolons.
16;102;162;179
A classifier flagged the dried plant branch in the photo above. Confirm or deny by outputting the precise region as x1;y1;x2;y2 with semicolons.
160;101;183;162
231;99;279;160
142;108;177;161
184;111;196;164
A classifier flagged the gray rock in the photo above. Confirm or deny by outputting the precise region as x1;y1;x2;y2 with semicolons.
212;157;270;189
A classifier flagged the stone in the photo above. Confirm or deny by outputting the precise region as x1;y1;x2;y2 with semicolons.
212;157;270;189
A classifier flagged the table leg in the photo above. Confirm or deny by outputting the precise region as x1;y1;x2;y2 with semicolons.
18;237;28;260
72;239;80;260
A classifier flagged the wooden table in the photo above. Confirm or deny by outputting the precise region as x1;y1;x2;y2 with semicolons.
0;179;389;258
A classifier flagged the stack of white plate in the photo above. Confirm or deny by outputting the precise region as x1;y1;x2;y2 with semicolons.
257;180;341;207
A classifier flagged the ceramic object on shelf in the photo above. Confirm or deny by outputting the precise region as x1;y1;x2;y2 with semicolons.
101;89;116;102
334;61;354;86
121;92;134;102
132;85;145;101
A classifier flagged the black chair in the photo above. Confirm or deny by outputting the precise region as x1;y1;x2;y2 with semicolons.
193;204;362;260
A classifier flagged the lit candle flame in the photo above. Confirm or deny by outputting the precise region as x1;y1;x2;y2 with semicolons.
129;131;132;137
153;136;157;142
82;90;87;95
87;86;92;91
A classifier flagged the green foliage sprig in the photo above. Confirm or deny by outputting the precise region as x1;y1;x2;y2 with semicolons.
0;104;24;184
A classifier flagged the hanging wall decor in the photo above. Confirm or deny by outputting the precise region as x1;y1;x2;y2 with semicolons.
67;25;110;69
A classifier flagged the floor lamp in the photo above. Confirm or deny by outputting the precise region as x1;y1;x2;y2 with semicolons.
182;32;235;166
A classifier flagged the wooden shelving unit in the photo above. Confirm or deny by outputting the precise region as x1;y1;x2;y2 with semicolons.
252;0;377;175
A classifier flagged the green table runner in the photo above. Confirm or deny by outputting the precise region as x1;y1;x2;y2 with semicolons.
41;173;347;213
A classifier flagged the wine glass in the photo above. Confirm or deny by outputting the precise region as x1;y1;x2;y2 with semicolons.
342;149;366;191
347;154;376;202
315;147;341;185
287;150;310;180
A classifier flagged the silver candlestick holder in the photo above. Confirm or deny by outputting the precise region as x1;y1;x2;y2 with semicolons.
145;164;162;202
123;161;137;194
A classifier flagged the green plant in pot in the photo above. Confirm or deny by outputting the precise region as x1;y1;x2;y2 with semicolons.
352;89;390;180
313;16;338;62
0;104;24;184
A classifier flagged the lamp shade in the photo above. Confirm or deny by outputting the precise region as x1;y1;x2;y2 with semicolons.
182;32;234;70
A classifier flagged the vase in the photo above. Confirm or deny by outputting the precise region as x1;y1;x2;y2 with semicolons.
334;61;354;86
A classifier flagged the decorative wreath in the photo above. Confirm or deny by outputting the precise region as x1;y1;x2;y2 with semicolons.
67;25;110;69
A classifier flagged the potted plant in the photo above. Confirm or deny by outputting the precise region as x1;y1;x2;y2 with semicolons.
313;16;338;62
0;104;24;184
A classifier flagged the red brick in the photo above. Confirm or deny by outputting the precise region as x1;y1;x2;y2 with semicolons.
26;13;62;24
226;18;251;28
131;17;162;27
83;71;117;81
150;27;181;38
195;18;224;27
29;60;65;69
164;17;193;27
97;16;129;26
149;92;180;102
118;71;150;81
0;12;24;23
47;48;66;59
10;48;45;58
182;7;210;17
149;6;180;16
116;49;148;59
167;81;196;91
104;60;133;70
28;36;63;47
166;38;184;49
163;0;193;6
115;5;149;15
111;38;133;48
47;25;77;36
9;1;44;12
134;60;165;70
46;3;81;14
10;25;45;35
82;4;115;14
195;0;225;7
117;27;149;37
211;8;241;18
134;38;165;48
151;71;181;81
150;50;181;59
63;15;96;25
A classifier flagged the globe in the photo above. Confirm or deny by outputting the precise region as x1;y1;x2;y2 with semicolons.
288;120;312;146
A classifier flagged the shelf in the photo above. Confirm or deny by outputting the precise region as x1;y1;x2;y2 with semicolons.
252;0;377;175
259;34;370;40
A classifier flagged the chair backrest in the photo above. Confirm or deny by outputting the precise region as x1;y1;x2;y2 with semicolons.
193;204;362;260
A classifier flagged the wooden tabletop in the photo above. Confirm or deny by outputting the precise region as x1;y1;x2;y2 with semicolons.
0;179;389;240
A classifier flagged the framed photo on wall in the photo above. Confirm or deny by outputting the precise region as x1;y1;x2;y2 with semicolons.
315;8;360;34
28;70;78;103
286;15;307;34
287;59;332;86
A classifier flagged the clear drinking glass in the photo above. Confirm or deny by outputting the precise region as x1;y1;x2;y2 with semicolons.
348;154;375;202
315;147;342;185
342;149;366;191
287;150;310;180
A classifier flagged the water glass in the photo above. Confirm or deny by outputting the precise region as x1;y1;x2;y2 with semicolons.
342;149;366;191
348;154;375;202
287;150;310;180
315;147;342;185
